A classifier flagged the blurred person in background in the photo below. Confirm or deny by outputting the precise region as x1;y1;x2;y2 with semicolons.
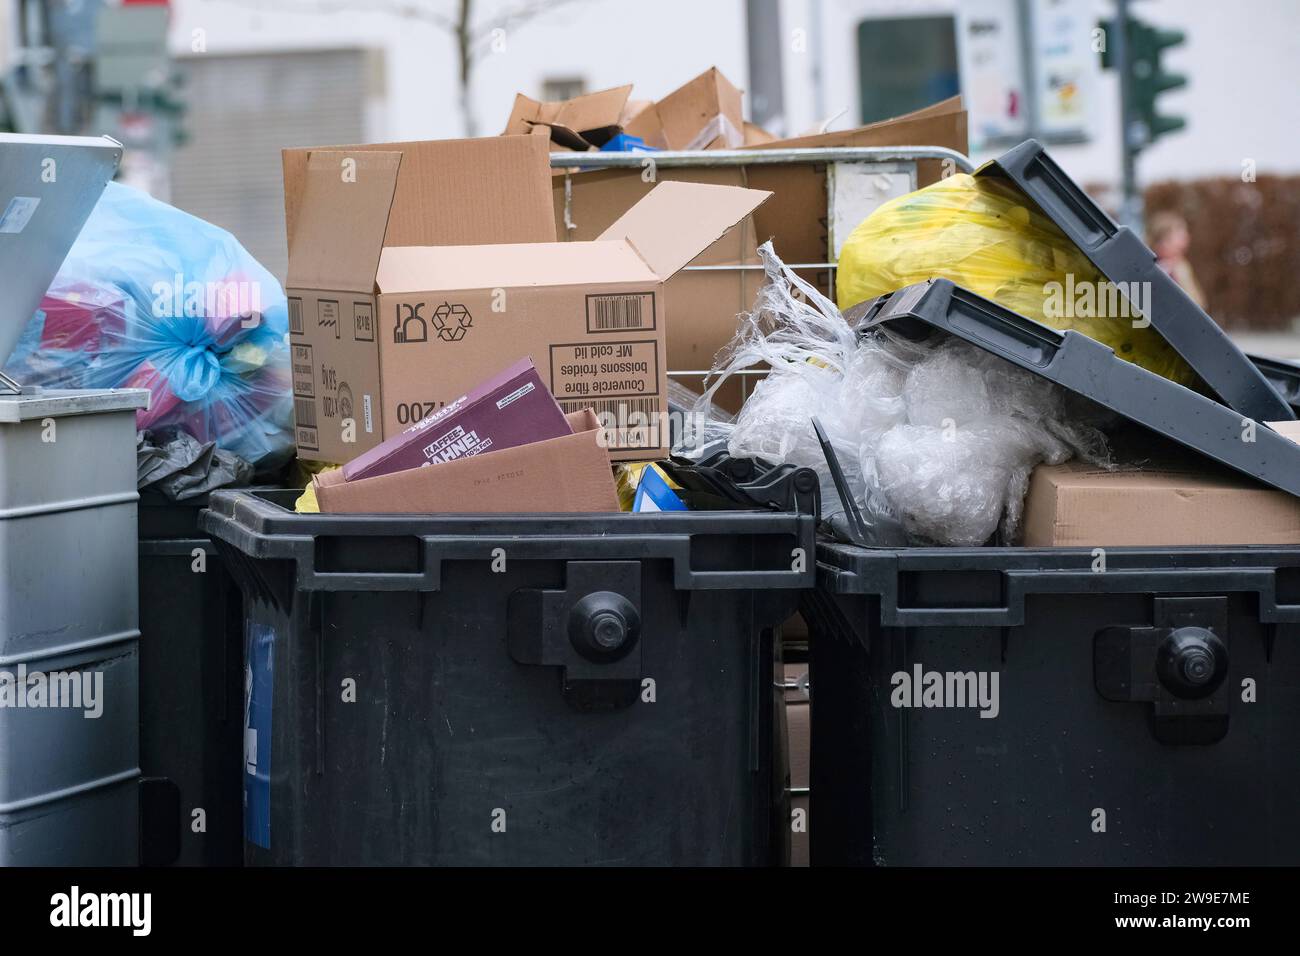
1148;211;1206;309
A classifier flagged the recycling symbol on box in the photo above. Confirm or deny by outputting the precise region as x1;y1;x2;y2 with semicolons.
432;302;473;342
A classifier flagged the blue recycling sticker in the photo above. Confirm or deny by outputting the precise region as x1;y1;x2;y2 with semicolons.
244;622;275;849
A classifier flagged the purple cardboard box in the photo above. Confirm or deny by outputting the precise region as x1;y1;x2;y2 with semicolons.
341;357;571;481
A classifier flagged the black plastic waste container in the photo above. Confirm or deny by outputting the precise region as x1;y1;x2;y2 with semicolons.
137;492;245;866
200;489;815;866
805;544;1300;866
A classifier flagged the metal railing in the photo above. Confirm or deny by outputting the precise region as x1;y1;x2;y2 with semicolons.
551;145;976;399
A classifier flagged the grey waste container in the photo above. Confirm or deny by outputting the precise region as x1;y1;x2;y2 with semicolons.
0;388;148;865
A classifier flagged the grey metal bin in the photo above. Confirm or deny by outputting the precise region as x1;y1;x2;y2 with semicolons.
0;388;148;865
0;133;149;864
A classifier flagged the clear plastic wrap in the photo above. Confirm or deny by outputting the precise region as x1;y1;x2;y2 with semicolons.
3;182;293;470
699;242;1110;546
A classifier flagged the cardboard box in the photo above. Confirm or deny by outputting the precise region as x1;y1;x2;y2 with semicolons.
1022;459;1300;547
315;409;619;514
283;134;556;464
624;66;745;150
743;121;777;146
362;179;769;463
341;357;569;481
550;98;968;413
284;139;767;464
503;84;633;151
783;663;810;868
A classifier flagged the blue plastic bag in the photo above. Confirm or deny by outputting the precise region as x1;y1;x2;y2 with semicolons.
4;182;293;469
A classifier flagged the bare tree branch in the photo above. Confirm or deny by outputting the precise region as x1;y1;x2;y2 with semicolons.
206;0;589;136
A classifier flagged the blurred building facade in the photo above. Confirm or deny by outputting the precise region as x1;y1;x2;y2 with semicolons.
157;0;1299;277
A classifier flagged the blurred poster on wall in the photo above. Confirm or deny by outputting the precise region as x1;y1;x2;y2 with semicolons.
1029;0;1096;141
956;0;1028;149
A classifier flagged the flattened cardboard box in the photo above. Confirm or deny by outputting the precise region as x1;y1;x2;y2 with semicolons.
283;134;555;464
1022;459;1300;547
314;410;619;514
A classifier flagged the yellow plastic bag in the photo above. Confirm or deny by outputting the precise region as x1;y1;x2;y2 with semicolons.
836;174;1199;387
614;461;682;512
290;460;340;513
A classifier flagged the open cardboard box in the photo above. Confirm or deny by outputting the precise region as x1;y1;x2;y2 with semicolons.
314;409;620;514
285;134;769;465
282;134;556;464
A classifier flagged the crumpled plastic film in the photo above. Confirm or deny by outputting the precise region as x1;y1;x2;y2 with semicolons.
835;173;1201;389
700;242;1110;546
137;426;254;500
4;182;294;470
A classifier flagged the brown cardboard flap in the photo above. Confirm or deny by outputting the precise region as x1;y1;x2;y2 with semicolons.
283;135;554;254
554;85;632;133
596;181;771;279
620;98;652;129
750;95;966;151
564;408;600;431
382;137;553;247
503;92;546;135
314;411;619;514
506;85;631;135
625;67;744;151
376;239;658;294
286;150;400;293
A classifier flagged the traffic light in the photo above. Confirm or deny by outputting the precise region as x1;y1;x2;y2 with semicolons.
1098;16;1188;149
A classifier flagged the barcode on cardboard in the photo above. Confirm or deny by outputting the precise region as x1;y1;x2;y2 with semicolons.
586;292;654;332
294;397;318;429
289;297;304;334
560;396;661;450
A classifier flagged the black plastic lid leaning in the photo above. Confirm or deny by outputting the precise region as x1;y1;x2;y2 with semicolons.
976;139;1294;423
850;280;1300;498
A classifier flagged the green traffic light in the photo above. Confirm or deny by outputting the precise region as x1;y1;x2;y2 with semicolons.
1099;14;1188;149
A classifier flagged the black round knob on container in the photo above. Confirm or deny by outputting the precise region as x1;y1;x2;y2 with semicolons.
1156;627;1228;699
569;592;640;662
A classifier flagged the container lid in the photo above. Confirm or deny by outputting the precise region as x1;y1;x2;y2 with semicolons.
0;134;123;372
850;280;1300;499
0;387;149;423
1249;353;1300;416
976;139;1293;423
